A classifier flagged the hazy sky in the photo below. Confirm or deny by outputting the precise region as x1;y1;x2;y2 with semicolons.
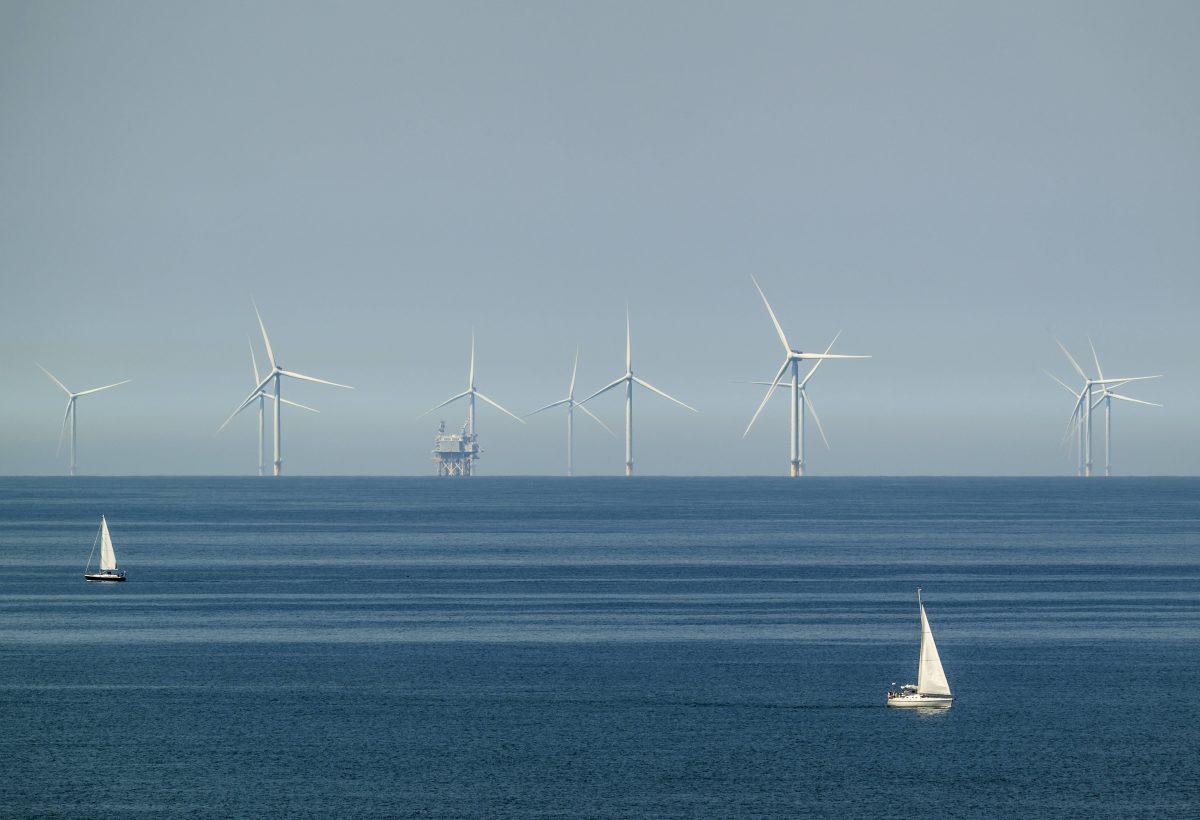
2;1;1197;475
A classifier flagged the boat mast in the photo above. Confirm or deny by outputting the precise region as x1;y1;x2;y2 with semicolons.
916;587;924;689
84;519;102;572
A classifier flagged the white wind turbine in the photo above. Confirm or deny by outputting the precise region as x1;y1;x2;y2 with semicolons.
221;302;353;476
578;310;696;477
525;349;616;476
1047;338;1161;477
744;333;841;461
36;363;130;476
743;278;869;476
218;337;320;475
420;333;524;452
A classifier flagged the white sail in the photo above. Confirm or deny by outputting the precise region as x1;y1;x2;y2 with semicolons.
99;516;117;572
917;600;951;696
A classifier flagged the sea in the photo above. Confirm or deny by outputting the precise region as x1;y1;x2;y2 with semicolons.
0;476;1197;819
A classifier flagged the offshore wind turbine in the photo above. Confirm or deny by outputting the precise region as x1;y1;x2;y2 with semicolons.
745;333;840;462
420;332;524;453
221;302;352;477
218;337;319;475
743;277;869;477
525;349;615;476
1089;340;1163;476
578;310;696;477
1047;339;1161;476
36;363;130;476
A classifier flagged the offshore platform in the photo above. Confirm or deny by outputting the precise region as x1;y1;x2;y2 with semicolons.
432;419;480;476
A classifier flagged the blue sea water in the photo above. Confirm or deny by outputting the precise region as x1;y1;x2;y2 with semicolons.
0;476;1197;818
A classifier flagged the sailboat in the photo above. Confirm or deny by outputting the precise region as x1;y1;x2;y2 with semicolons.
887;588;952;708
84;515;127;582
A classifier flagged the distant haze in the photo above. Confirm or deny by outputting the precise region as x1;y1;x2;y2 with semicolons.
2;1;1197;475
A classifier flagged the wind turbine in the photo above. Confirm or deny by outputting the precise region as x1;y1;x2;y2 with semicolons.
420;333;524;470
218;337;320;475
525;348;615;476
578;310;696;477
744;333;840;463
743;277;869;476
221;302;353;476
1048;338;1161;476
36;363;130;476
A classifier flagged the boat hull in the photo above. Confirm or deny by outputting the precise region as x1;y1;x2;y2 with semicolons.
84;573;126;582
887;694;952;708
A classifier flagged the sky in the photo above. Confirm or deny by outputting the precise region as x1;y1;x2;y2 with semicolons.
1;1;1197;476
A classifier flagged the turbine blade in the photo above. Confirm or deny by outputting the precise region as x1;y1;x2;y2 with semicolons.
744;359;790;437
1093;375;1162;384
1059;418;1077;450
797;332;843;389
217;391;261;432
576;402;617;437
74;379;131;397
251;373;274;396
36;363;72;395
279;370;353;390
469;331;475;388
751;276;791;354
569;348;579;398
419;390;471;418
579;375;629;405
475;391;525;423
625;309;631;372
1059;412;1081;449
1088;336;1104;382
795;353;870;360
804;391;832;450
253;299;276;369
1107;393;1162;408
525;398;571;417
57;400;73;456
1056;338;1087;381
1060;392;1086;445
825;330;844;351
632;376;697;412
249;337;261;385
798;359;825;389
278;397;320;413
1043;369;1077;395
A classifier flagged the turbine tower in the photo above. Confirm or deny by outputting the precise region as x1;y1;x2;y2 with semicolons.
578;310;696;477
218;337;319;475
743;277;868;477
526;349;615;476
221;302;352;477
36;363;130;476
1047;338;1161;477
420;333;524;474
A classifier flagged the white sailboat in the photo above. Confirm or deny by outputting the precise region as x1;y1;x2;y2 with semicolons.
84;515;127;582
887;588;952;708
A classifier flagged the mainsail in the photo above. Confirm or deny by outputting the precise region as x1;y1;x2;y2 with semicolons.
99;516;117;572
917;598;951;696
